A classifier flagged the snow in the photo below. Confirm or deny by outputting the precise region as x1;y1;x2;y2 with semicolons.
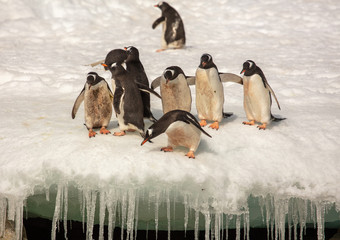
0;0;340;239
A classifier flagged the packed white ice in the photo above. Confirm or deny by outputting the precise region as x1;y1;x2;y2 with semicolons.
0;0;340;239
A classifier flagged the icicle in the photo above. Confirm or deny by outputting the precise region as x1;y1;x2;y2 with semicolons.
63;185;68;240
315;202;325;240
85;190;97;240
134;191;139;240
194;209;199;240
214;213;220;240
184;194;188;237
106;190;117;240
204;212;210;240
45;187;50;202
79;189;86;232
154;191;160;240
99;192;106;240
0;198;7;237
14;200;23;240
51;184;63;240
236;215;241;240
166;190;170;240
126;189;136;240
225;214;229;240
121;190;127;240
274;198;289;240
244;212;250;240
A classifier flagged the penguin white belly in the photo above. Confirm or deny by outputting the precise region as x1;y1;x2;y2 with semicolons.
195;68;224;122
160;75;192;114
84;83;112;129
243;74;271;124
165;121;201;152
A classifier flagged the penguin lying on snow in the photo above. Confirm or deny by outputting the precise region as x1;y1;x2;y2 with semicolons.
151;66;192;114
141;110;212;159
240;60;286;130
152;1;186;52
72;72;113;138
102;61;161;137
194;53;242;130
124;46;157;122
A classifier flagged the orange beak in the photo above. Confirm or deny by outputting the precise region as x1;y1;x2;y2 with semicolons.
124;47;128;51
101;63;108;67
240;69;245;74
202;62;206;67
141;138;149;146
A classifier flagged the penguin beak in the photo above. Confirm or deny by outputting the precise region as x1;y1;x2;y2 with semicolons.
101;63;108;71
202;62;206;67
166;79;170;84
240;69;245;74
124;47;128;51
154;4;159;7
141;137;150;146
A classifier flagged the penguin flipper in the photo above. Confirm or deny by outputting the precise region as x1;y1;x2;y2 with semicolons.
114;87;124;114
266;82;281;110
71;87;85;119
181;112;212;138
137;82;162;99
186;76;196;85
152;17;165;29
151;76;161;89
219;73;243;85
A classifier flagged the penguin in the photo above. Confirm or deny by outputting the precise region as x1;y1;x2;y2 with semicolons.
152;1;186;52
141;110;212;159
102;61;162;136
124;46;157;122
72;72;113;138
195;53;225;130
240;60;285;130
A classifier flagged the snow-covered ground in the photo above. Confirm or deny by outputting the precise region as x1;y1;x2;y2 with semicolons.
0;0;340;239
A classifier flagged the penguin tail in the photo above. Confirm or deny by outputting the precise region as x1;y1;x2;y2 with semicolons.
223;112;233;118
271;114;286;122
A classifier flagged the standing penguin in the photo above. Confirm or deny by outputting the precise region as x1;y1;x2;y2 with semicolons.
72;72;113;138
152;1;186;52
195;53;225;130
141;110;211;159
124;46;157;122
152;66;192;114
240;60;285;130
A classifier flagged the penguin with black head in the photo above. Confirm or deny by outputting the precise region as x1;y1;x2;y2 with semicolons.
72;72;113;138
152;66;192;114
240;60;285;130
141;110;211;159
124;46;157;122
152;1;186;52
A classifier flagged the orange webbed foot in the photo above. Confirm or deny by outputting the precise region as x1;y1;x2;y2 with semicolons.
100;127;111;135
161;146;173;152
200;119;207;127
242;120;255;126
156;48;166;52
209;121;219;130
88;129;96;138
113;131;126;136
185;151;195;159
257;123;267;130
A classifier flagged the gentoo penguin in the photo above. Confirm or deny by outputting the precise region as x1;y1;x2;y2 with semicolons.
124;46;157;122
102;61;161;136
195;53;225;130
152;2;186;52
152;66;192;114
240;60;285;130
141;110;211;159
72;72;113;138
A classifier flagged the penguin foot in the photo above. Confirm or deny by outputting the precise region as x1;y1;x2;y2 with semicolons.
200;120;207;127
257;123;267;130
88;129;96;138
113;131;126;136
100;127;111;135
185;151;195;159
242;120;255;126
156;49;166;52
209;121;219;130
126;129;136;132
161;146;173;152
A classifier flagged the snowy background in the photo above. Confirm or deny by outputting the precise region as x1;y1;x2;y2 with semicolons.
0;0;340;239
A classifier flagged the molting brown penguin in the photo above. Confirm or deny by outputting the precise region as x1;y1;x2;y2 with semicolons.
141;110;211;159
72;72;113;138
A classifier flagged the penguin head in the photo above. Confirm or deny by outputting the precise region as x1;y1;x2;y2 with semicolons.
86;72;103;89
102;49;127;71
124;46;140;62
102;62;127;77
141;128;156;145
199;53;214;69
163;66;185;84
240;60;257;75
154;2;170;11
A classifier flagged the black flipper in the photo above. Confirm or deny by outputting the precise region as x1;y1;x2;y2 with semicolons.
136;82;162;99
72;86;85;119
152;17;165;29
